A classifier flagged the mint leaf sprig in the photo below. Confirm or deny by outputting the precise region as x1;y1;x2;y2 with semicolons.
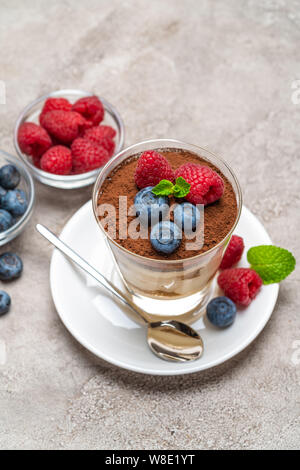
247;245;296;285
152;177;191;198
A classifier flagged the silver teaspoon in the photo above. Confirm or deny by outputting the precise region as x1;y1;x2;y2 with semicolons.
36;224;204;363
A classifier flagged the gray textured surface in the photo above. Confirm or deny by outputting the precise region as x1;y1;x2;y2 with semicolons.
0;0;299;450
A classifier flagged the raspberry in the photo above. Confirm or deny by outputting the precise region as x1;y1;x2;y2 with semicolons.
40;146;72;175
220;235;245;269
97;137;115;157
79;118;94;135
218;268;262;306
40;110;85;144
32;155;41;168
18;122;52;158
84;127;115;157
134;151;175;188
72;96;104;126
39;97;72;123
85;125;116;140
71;138;109;173
174;163;224;205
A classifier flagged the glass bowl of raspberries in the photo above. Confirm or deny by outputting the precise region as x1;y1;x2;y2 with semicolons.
14;89;125;189
0;150;35;245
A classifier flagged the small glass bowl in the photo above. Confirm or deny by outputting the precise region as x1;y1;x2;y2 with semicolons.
0;150;35;246
14;89;125;189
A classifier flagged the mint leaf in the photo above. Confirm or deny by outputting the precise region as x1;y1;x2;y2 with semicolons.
152;177;191;198
247;245;296;285
151;179;174;196
172;177;191;198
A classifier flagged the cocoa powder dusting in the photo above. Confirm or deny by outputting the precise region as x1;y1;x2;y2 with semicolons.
97;149;238;260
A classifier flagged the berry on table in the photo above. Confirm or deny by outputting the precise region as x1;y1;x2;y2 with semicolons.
150;221;181;255
0;209;13;232
0;253;23;281
206;296;236;328
134;187;169;227
0;164;21;189
40;110;85;144
173;202;200;233
40;146;72;175
1;189;28;217
134;151;175;189
18;122;52;158
174;163;224;205
220;235;244;270
71;138;109;173
218;268;262;306
0;290;11;316
72;95;104;126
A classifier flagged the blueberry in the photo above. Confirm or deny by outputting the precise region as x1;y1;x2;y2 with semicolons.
0;164;21;189
0;253;23;281
0;186;7;199
1;189;28;217
134;186;169;227
0;290;11;316
206;296;236;328
174;202;200;233
150;221;181;255
0;209;14;232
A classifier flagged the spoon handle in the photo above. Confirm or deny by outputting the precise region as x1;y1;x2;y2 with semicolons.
36;224;148;325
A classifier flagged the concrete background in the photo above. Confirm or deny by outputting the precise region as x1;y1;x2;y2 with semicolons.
0;0;299;450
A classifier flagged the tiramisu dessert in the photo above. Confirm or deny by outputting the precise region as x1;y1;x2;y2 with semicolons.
98;149;237;260
93;141;241;318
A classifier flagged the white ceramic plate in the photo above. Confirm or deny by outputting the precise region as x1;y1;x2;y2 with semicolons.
50;201;279;375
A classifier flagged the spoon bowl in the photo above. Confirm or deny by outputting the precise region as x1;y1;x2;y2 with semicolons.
148;321;204;362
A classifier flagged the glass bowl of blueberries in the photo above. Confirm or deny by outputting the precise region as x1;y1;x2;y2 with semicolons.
0;150;35;246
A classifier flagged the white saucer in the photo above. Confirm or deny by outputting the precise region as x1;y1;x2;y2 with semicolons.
50;201;279;376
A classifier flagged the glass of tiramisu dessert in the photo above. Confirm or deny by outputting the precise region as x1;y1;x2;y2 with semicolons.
92;139;242;324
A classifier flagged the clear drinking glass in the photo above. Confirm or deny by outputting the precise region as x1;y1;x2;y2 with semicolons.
92;139;242;324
